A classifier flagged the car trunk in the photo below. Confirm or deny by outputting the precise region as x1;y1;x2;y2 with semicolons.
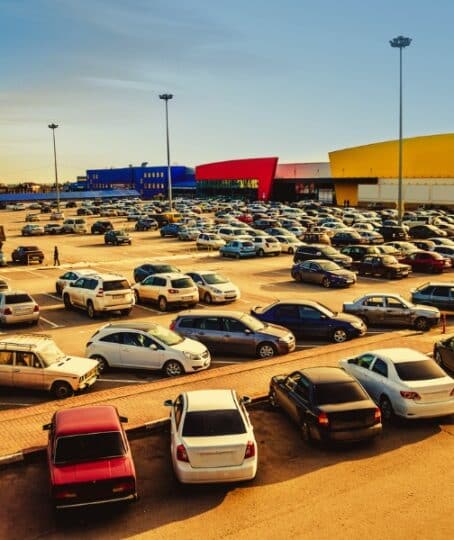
183;435;247;468
406;380;454;403
320;401;377;430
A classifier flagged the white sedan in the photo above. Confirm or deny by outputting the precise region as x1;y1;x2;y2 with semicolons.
186;271;240;304
55;269;96;295
274;235;303;254
164;389;258;484
340;348;454;420
196;233;225;250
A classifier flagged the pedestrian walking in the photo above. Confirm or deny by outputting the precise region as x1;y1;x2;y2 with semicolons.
53;245;60;266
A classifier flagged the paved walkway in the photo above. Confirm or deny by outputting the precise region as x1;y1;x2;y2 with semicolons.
0;327;449;462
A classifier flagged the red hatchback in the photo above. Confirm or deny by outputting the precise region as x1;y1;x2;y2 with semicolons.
44;405;137;509
401;250;451;274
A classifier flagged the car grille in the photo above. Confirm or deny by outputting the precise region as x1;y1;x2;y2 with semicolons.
329;409;376;430
81;367;98;382
57;478;133;504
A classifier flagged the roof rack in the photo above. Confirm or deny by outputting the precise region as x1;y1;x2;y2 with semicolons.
0;334;52;351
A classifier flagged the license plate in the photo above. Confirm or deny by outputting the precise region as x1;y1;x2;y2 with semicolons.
183;295;193;300
112;294;125;299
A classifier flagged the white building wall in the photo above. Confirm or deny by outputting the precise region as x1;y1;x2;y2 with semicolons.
358;178;454;205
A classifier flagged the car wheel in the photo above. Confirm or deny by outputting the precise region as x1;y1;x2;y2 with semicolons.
292;271;302;282
120;308;132;316
288;247;294;255
86;300;97;319
158;296;168;311
256;342;277;359
434;351;444;368
235;253;241;260
379;395;394;421
258;248;264;257
268;389;279;408
332;328;348;343
204;292;213;304
414;316;429;331
385;270;393;280
52;381;74;400
164;360;185;377
134;290;141;304
322;277;331;288
91;355;109;373
63;294;72;310
55;284;61;296
300;421;312;443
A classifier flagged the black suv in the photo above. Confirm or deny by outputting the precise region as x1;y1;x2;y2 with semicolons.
91;220;113;234
293;244;352;268
135;218;159;231
340;245;382;261
12;245;44;264
378;225;408;242
133;263;180;283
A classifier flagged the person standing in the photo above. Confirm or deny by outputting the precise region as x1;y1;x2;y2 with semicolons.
53;245;60;266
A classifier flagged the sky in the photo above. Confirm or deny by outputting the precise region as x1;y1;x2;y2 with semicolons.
1;0;454;183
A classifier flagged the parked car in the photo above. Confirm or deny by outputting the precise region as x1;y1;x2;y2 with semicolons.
378;225;408;242
11;245;44;265
433;336;454;372
220;240;256;259
401;250;451;273
0;290;40;326
186;271;240;304
50;211;64;221
293;244;352;268
133;263;180;284
291;259;356;288
44;405;137;508
133;273;198;311
428;237;454;247
433;245;454;263
178;227;201;241
340;245;382;261
274;235;303;254
342;293;440;331
268;367;381;443
357;230;384;244
91;220;113;234
44;223;64;235
77;207;94;216
62;218;87;234
331;230;365;247
408;224;447;239
340;348;454;420
104;229;132;245
196;233;225;250
354;254;411;279
411;282;454;311
171;309;296;358
251;300;366;343
135;218;159;231
164;389;257;483
86;322;210;376
252;236;281;257
160;223;181;237
21;224;44;236
55;268;97;295
301;231;331;245
0;334;98;398
412;239;436;251
25;213;40;222
62;273;134;318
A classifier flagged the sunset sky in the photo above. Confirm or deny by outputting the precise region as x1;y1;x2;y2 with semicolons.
1;0;453;183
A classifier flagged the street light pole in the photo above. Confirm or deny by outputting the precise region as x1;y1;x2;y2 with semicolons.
159;93;173;211
48;123;61;213
390;35;412;225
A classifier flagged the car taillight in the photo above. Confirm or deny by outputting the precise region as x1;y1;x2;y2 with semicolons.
3;307;12;315
374;407;381;422
168;288;179;294
176;444;189;462
317;412;329;426
54;487;77;499
169;320;176;330
400;391;421;400
96;288;104;297
244;441;256;459
33;305;40;312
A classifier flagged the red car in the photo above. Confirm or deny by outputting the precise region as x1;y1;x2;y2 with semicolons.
401;250;451;274
237;213;253;224
44;405;138;509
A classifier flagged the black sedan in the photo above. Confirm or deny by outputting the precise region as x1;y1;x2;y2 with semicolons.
133;263;180;283
433;337;454;372
268;367;382;444
251;300;366;343
291;259;356;288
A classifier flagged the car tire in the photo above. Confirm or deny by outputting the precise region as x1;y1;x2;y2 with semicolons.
52;381;74;400
134;290;141;304
163;360;185;377
55;284;61;296
91;355;109;373
288;247;294;255
204;292;213;304
63;294;72;310
235;253;240;260
120;308;132;316
258;249;264;257
256;342;277;359
268;389;279;408
300;421;313;444
86;300;97;319
158;296;168;312
414;317;430;331
379;395;395;421
385;270;393;280
322;277;331;288
332;328;348;343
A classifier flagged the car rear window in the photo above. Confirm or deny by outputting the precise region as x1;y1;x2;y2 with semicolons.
394;360;446;381
315;382;368;405
54;431;126;464
182;410;246;437
5;294;33;304
171;278;193;288
103;279;130;291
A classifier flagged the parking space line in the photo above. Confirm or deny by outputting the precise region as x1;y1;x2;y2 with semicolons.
211;360;244;365
134;304;160;314
40;316;62;328
43;293;62;302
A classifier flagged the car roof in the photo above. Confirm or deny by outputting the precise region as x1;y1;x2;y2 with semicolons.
89;273;128;281
416;282;454;287
1;290;33;296
299;367;354;384
367;348;430;364
152;272;189;279
269;299;322;308
185;389;237;412
55;405;122;436
100;322;158;332
177;309;246;318
0;333;51;348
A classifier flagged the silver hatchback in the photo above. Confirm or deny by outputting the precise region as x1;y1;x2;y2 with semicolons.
0;290;40;325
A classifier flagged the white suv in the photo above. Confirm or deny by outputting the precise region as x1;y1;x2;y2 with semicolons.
133;273;199;312
62;218;87;234
0;334;98;398
62;273;134;318
252;236;281;257
86;322;210;377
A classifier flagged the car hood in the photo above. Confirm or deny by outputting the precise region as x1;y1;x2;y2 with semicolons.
331;312;363;325
329;269;356;279
259;322;294;339
51;456;134;485
412;304;440;315
46;356;99;377
172;338;209;356
205;282;238;292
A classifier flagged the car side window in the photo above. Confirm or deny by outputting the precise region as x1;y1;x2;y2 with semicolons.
295;376;310;401
15;352;41;368
357;354;375;369
371;359;388;377
121;332;143;347
432;286;450;297
153;277;166;287
0;351;14;365
276;305;299;319
364;296;385;308
174;395;183;429
386;297;404;309
87;278;99;290
198;317;222;331
299;306;323;320
100;333;121;344
222;318;246;333
73;278;84;288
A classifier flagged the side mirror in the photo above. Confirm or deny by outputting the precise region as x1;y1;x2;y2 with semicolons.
150;343;158;350
163;399;173;407
241;396;252;405
119;415;128;423
244;328;252;334
42;423;52;431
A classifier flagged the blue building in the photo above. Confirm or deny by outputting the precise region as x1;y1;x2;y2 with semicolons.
86;165;195;199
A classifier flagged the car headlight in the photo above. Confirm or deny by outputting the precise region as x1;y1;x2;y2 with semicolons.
351;321;363;329
210;287;222;294
184;351;199;360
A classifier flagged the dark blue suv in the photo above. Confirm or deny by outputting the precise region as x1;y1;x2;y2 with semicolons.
160;223;181;237
251;300;366;343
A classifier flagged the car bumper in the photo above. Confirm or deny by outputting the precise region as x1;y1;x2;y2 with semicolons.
211;292;240;303
276;340;296;354
175;459;257;484
189;356;211;372
99;302;134;311
168;295;199;307
395;399;454;419
55;492;137;509
315;423;382;442
79;374;98;391
0;313;39;324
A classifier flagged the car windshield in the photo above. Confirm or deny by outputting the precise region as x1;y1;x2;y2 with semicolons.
240;313;265;331
315;302;335;317
54;431;126;464
40;342;66;366
171;278;193;288
152;264;176;273
394;360;446;381
147;325;183;346
321;247;338;255
382;256;398;264
319;261;341;271
103;279;130;291
182;410;246;437
315;382;368;405
203;273;228;285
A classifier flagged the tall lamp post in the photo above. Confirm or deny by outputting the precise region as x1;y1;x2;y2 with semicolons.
159;93;173;211
48;123;61;213
389;35;412;225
